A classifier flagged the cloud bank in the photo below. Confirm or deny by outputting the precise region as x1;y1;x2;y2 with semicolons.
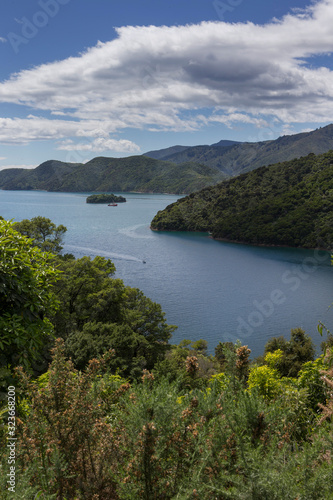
0;0;333;148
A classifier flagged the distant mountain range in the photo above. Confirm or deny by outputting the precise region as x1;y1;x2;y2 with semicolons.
145;140;241;160
151;150;333;250
145;124;333;177
0;156;224;194
1;124;333;194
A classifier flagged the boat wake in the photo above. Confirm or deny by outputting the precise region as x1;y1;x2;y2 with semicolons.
118;224;154;239
63;244;143;262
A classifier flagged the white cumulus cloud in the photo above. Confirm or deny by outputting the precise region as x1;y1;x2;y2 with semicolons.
57;137;141;153
0;0;332;146
0;116;140;152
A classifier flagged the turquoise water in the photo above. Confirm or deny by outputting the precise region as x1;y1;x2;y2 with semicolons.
1;189;332;357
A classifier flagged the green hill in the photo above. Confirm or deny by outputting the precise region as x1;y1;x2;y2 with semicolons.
0;160;81;191
151;151;333;249
148;124;333;177
0;167;27;186
55;156;225;193
0;156;225;194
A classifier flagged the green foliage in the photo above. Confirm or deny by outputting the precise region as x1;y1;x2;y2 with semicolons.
248;347;327;441
151;150;333;248
0;219;60;370
264;328;315;377
86;193;126;203
215;340;235;370
191;339;208;355
66;321;164;379
153;339;218;389
298;356;327;412
52;255;117;334
248;364;283;400
208;371;230;390
14;216;67;254
264;349;283;369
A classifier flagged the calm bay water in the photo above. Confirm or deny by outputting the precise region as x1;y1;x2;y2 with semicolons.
1;189;333;358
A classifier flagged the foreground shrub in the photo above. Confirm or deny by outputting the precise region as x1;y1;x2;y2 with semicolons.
14;339;121;499
1;341;333;499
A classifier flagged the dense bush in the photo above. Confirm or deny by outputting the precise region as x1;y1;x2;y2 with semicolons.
1;340;333;499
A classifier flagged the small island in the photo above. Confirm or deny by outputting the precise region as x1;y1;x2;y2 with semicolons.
86;193;127;204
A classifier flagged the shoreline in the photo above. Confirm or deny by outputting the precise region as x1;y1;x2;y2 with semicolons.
211;235;331;252
150;226;331;252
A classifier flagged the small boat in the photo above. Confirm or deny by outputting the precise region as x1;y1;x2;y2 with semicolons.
108;203;118;206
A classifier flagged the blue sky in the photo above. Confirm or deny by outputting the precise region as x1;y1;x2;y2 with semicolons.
0;0;332;169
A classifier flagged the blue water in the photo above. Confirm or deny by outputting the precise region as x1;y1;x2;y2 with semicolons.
1;190;332;358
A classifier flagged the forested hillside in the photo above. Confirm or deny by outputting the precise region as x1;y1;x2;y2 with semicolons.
2;125;333;195
0;156;225;194
0;160;81;191
151;151;333;249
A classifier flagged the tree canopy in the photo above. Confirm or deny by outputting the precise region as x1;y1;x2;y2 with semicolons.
52;255;176;378
14;216;67;254
86;193;126;203
0;219;60;369
0;216;176;380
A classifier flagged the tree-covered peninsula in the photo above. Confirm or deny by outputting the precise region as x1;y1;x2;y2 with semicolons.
151;151;333;249
86;193;126;203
